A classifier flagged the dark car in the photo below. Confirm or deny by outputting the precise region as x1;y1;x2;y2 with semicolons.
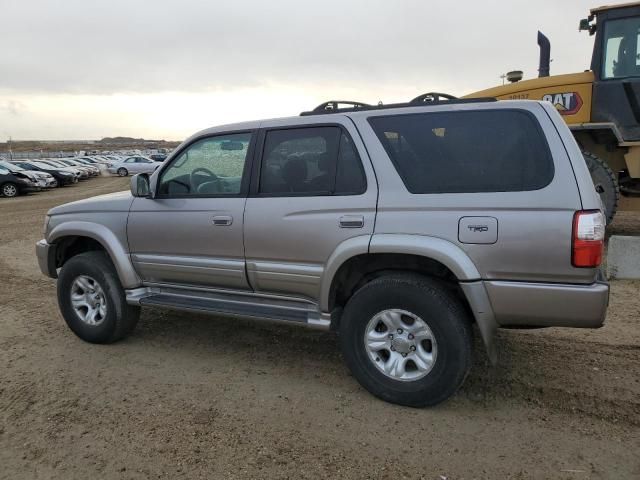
0;164;39;197
11;161;77;186
149;153;167;162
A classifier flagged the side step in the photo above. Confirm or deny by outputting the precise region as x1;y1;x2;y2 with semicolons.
126;287;331;329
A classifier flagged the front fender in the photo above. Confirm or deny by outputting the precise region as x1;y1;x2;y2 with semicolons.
48;220;141;289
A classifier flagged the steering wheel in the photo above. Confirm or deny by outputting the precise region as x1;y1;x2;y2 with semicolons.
409;92;458;104
190;167;218;192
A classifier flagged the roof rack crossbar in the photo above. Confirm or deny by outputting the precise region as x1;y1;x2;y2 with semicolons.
300;94;496;116
311;100;371;113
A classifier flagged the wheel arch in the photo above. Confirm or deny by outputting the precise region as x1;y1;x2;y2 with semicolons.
48;221;141;288
321;234;497;363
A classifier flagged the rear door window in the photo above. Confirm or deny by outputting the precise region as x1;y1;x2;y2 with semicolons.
259;126;366;196
368;110;554;193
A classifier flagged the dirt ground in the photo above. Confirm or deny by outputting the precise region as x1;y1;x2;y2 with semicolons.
0;177;639;480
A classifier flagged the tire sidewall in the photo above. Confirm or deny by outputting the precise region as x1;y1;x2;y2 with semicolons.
118;168;128;177
340;276;472;406
582;151;618;223
57;253;127;343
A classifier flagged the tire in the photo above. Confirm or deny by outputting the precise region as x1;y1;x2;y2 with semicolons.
583;151;619;224
339;274;473;407
1;182;19;197
117;168;128;177
57;251;140;344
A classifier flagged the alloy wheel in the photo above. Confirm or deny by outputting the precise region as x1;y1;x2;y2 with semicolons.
364;309;437;381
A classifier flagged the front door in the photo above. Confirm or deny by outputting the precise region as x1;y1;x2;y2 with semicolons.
127;131;255;290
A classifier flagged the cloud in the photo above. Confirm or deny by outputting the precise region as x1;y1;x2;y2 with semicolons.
2;100;25;116
1;0;595;95
0;0;598;139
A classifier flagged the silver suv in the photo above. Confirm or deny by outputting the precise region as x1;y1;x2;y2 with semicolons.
36;97;609;406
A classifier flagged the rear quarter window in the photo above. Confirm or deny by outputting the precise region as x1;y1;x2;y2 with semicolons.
368;109;554;193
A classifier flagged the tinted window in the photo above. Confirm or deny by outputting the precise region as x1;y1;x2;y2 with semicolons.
158;132;251;196
259;127;366;195
369;110;553;194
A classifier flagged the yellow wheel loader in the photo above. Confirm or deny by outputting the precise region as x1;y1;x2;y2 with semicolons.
467;2;640;222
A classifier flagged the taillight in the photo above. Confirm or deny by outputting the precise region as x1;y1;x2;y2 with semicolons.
572;210;605;268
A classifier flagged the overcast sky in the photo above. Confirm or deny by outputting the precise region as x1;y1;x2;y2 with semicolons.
1;0;597;140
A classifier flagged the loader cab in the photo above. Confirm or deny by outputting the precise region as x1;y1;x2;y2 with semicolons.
585;3;640;141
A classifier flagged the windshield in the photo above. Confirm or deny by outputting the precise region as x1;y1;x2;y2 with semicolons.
0;161;24;172
36;161;57;168
602;16;640;78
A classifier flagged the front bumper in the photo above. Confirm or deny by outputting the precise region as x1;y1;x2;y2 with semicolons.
18;181;40;193
485;274;609;328
36;239;57;278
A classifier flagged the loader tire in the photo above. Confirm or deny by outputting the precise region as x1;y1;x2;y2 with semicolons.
583;151;619;224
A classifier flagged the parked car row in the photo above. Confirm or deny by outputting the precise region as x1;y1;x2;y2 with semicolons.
0;154;163;197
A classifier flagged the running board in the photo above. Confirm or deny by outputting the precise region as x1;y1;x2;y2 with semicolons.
125;287;331;329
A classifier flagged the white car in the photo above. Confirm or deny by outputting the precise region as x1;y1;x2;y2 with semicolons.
107;156;159;176
57;159;100;176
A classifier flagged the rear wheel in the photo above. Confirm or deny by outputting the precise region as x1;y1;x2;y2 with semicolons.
339;274;473;407
1;182;18;197
117;167;128;177
583;151;619;224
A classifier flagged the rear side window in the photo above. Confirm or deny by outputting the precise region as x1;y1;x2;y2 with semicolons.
369;110;554;194
259;126;366;196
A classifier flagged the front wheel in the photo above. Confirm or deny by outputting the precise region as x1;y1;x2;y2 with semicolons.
57;251;140;343
117;168;128;177
583;151;619;224
339;274;473;407
1;182;18;197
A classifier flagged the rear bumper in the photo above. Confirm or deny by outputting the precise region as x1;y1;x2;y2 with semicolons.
485;274;609;328
36;239;57;278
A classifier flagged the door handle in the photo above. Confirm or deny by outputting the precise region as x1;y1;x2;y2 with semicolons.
212;215;233;226
339;215;364;228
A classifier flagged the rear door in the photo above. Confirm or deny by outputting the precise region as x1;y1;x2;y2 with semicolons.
243;116;377;301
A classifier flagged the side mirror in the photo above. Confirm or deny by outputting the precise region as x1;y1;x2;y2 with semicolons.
130;173;151;197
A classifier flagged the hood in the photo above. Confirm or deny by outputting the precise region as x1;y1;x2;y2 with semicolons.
48;190;134;215
16;171;38;180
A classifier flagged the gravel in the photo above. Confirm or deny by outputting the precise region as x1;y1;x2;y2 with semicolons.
0;177;638;479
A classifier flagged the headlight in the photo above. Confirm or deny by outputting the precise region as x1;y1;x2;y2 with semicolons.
43;215;51;236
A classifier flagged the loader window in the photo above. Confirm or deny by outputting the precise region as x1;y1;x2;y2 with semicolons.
602;17;640;79
368;110;554;194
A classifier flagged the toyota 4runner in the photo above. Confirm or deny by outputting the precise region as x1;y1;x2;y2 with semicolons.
36;96;609;406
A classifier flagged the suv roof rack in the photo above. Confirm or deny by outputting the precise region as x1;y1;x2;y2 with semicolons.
300;92;496;116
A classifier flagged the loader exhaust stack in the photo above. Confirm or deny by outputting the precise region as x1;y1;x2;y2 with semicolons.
538;31;551;77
